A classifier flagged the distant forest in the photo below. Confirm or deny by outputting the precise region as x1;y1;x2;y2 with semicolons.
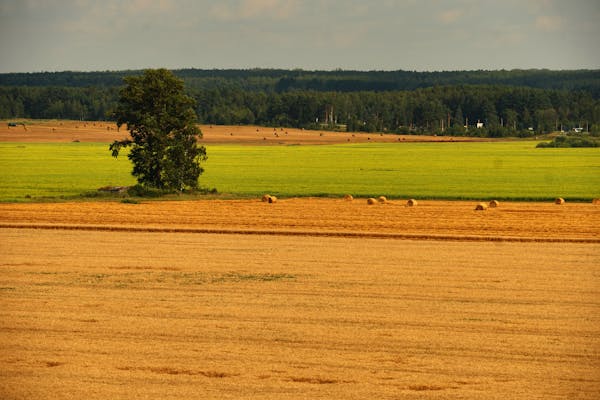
1;69;599;137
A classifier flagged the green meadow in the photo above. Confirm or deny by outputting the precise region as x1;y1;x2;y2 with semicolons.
0;143;135;201
1;141;599;202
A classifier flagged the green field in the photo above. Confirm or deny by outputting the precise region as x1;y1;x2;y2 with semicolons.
0;143;135;201
1;142;599;202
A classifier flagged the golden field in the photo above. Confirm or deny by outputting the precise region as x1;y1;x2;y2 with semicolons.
1;120;599;398
0;120;488;144
1;198;599;399
1;198;599;242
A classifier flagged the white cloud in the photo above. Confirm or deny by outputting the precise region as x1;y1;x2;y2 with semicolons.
535;15;563;32
437;9;463;24
57;0;180;37
210;0;299;21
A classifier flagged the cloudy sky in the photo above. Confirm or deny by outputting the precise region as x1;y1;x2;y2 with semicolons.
0;0;598;73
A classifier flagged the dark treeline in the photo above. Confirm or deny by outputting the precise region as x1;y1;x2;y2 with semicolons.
1;69;599;136
194;85;600;136
2;69;600;94
0;86;119;121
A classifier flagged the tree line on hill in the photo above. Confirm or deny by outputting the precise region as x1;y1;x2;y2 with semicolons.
2;69;599;94
1;69;599;136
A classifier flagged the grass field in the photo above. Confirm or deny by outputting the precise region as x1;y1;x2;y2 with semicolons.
203;142;600;200
1;141;599;201
0;143;135;201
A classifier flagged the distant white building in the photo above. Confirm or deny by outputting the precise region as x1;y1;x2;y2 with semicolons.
476;121;484;128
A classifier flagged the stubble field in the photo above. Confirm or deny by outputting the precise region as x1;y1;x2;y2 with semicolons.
0;119;481;144
1;198;600;242
1;199;599;399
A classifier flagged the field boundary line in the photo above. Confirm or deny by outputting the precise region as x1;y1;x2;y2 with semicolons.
1;223;599;244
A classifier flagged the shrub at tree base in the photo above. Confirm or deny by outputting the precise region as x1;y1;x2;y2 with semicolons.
537;134;600;148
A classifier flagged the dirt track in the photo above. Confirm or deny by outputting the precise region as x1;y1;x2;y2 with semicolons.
0;120;490;144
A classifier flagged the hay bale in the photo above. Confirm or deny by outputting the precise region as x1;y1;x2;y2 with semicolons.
377;196;387;204
343;194;353;201
489;200;500;208
555;197;565;205
593;198;600;205
261;194;271;202
407;199;417;207
367;198;377;205
267;195;277;204
475;203;487;211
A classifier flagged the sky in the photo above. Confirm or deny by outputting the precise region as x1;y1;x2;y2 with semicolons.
0;0;599;73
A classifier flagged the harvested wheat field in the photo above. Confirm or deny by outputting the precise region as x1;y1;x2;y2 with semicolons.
0;120;126;143
0;199;599;399
1;198;599;242
0;120;488;145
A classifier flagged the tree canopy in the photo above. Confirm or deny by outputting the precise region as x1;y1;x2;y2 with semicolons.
2;68;599;95
109;69;206;190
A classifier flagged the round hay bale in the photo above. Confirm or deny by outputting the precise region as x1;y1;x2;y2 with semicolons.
593;198;600;205
261;194;271;202
407;199;417;207
367;198;377;205
555;197;565;205
268;195;277;204
377;196;387;204
489;200;500;208
475;203;487;211
343;194;354;201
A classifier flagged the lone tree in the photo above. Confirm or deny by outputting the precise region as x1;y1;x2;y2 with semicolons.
110;69;206;191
